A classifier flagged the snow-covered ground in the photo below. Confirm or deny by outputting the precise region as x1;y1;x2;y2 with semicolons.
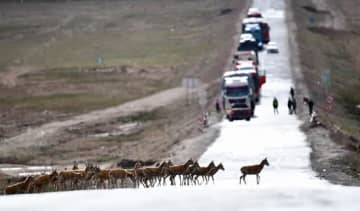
1;0;360;210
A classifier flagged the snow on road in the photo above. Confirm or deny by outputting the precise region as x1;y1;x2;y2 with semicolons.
1;0;360;210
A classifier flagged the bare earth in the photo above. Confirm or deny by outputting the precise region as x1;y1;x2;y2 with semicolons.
0;0;251;173
286;0;360;185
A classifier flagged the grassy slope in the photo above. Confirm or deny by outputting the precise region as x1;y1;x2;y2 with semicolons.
290;0;360;138
0;0;237;115
0;0;250;165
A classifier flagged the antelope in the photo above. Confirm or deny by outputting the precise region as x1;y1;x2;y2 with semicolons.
4;176;33;194
239;158;269;185
108;168;135;188
92;167;112;189
165;159;194;185
127;162;148;188
158;160;173;186
191;161;215;185
142;161;169;187
28;170;58;193
206;163;225;184
182;161;200;186
57;169;88;190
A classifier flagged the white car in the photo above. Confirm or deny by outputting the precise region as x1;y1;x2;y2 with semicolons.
266;42;279;53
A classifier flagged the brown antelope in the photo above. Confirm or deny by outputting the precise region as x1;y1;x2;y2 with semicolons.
92;167;112;189
108;168;135;188
28;170;58;193
239;158;269;185
191;161;215;185
182;161;200;186
158;160;173;186
206;163;225;184
142;161;169;187
127;162;148;188
4;176;33;194
57;169;88;190
166;159;194;185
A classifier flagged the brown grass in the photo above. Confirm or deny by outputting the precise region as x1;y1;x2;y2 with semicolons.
290;0;360;138
0;0;250;165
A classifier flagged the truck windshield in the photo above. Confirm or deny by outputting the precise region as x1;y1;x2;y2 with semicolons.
225;86;249;97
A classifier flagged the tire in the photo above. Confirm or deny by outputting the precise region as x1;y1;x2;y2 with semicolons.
246;117;250;121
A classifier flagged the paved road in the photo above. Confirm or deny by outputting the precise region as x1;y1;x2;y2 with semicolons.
1;0;360;210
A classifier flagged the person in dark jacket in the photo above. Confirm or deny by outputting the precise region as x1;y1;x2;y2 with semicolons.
273;97;279;115
290;87;295;99
288;97;293;114
292;97;297;114
303;97;314;116
215;98;221;113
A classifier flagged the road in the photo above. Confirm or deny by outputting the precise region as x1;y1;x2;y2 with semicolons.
1;0;360;210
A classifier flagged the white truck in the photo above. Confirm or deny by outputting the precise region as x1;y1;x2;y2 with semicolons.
221;75;255;121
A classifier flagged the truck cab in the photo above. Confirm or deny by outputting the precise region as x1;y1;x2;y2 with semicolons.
237;33;262;52
244;24;263;50
242;17;270;44
221;76;255;121
233;50;258;66
235;62;266;102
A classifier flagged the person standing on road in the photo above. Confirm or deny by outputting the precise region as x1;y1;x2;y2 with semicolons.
273;97;279;115
292;97;297;114
303;97;314;116
215;98;221;113
308;99;314;115
288;97;292;115
290;87;295;99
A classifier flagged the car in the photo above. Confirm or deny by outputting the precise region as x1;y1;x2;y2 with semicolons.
266;41;279;53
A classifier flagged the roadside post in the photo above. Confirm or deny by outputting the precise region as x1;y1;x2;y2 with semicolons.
321;69;334;117
97;55;104;65
198;87;208;128
182;77;200;106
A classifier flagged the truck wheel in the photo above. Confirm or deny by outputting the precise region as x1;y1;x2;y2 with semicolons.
229;118;233;122
246;117;250;121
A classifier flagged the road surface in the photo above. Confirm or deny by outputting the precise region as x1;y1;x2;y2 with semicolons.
1;0;360;210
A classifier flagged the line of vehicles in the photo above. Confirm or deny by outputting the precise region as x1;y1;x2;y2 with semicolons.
219;8;276;121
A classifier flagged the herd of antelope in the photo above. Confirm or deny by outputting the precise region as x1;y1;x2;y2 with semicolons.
4;159;226;195
4;158;269;195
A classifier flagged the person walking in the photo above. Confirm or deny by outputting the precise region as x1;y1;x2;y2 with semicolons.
273;97;279;115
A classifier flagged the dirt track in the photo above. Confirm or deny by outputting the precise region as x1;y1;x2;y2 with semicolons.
0;87;185;156
0;0;251;171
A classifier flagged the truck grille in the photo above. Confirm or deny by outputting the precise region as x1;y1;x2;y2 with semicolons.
229;99;246;104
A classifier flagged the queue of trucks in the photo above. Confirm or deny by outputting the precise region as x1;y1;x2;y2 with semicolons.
220;8;270;122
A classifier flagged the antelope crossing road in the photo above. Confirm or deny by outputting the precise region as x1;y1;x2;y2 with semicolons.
1;0;360;210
